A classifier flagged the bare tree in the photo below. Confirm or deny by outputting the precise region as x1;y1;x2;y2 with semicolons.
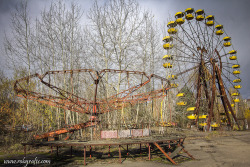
87;0;152;92
86;0;162;126
4;0;35;124
37;1;85;127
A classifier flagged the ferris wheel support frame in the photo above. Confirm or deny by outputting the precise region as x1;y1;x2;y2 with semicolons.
215;49;239;129
193;48;240;130
215;63;239;129
207;59;216;130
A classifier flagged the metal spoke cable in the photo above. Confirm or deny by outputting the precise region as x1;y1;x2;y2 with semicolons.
178;25;200;59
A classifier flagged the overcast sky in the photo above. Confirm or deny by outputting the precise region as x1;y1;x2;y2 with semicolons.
0;0;250;99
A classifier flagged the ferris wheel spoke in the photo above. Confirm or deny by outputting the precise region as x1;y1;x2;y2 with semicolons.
219;76;237;100
178;69;199;98
212;35;223;54
221;64;233;70
179;24;199;47
202;23;215;61
178;69;198;90
222;66;233;74
221;68;236;89
196;21;207;48
222;61;235;66
188;21;203;47
174;58;200;96
177;26;200;58
174;47;200;61
187;20;203;47
174;59;199;64
197;24;210;60
197;21;208;49
204;22;211;52
175;63;201;77
174;34;199;58
206;25;216;56
174;54;200;61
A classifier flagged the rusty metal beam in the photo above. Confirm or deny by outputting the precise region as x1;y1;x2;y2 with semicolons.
153;142;177;165
119;145;122;163
215;66;232;127
14;69;172;116
214;50;239;128
195;63;202;125
215;65;239;129
84;146;86;166
207;60;216;130
34;120;98;140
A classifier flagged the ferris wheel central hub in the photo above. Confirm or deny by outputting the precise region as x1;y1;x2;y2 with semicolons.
197;47;207;53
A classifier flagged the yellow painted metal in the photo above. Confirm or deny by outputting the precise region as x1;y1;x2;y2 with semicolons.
168;75;177;80
232;64;240;68
167;21;177;27
160;122;172;127
233;70;241;74
187;114;197;120
160;100;163;123
176;93;185;97
199;122;219;127
215;24;223;29
171;83;178;88
228;111;236;115
187;107;196;111
229;50;237;54
234;85;242;89
162;36;173;42
160;85;164;123
234;98;240;102
231;104;235;107
231;92;240;96
224;42;231;47
206;20;214;26
223;36;231;41
177;101;187;106
176;18;185;24
175;12;184;18
233;79;241;83
195;9;204;15
185;8;194;13
229;55;237;60
168;28;177;34
196;15;204;21
162;55;173;60
163;43;173;49
221;118;227;123
216;30;224;35
199;115;207;119
199;122;207;126
163;63;172;68
211;123;220;128
206;15;214;20
185;14;194;20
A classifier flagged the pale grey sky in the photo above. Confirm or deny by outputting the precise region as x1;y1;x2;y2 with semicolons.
0;0;249;99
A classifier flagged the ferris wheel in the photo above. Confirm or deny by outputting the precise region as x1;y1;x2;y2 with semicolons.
162;8;241;129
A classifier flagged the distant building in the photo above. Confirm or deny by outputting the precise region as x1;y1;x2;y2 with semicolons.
243;99;250;129
243;99;250;109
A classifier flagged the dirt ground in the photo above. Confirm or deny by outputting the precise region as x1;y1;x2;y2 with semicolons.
85;130;250;167
1;130;250;167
